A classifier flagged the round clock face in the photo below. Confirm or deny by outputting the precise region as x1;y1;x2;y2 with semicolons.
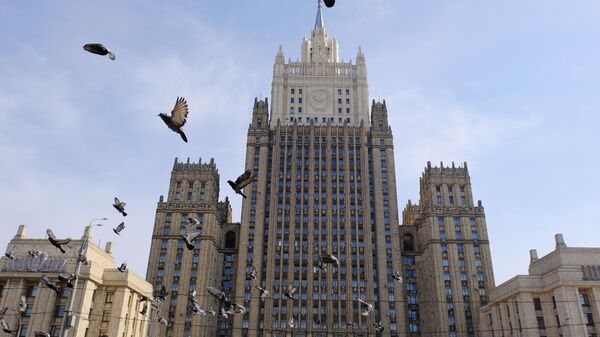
308;88;331;112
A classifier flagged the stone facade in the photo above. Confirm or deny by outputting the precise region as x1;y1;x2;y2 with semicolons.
230;4;406;336
144;157;240;337
401;162;495;337
479;234;600;337
0;225;154;337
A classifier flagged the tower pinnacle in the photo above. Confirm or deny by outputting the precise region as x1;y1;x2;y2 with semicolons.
315;0;325;29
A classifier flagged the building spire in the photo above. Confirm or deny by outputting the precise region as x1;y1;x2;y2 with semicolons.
315;0;325;30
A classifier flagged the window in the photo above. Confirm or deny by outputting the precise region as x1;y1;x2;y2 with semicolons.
290;107;294;113
338;108;342;113
291;88;295;94
471;231;479;240
436;196;442;204
290;98;294;103
199;192;205;201
338;98;342;104
449;196;454;204
162;227;170;235
346;98;350;104
298;89;302;94
537;316;545;329
338;89;342;95
105;292;114;303
26;284;38;297
18;326;27;337
533;298;542;310
54;305;66;317
346;108;350;113
187;192;192;201
298;107;302;113
102;310;110;322
346;89;350;95
174;192;180;201
585;313;594;326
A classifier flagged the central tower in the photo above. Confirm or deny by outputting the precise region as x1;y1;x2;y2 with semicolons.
232;3;405;337
270;1;369;127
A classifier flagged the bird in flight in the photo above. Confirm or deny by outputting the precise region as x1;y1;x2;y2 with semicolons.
113;197;127;216
113;222;126;235
283;284;297;300
356;298;374;316
227;169;255;198
46;229;70;254
83;43;115;60
58;274;76;288
4;250;14;260
157;311;168;326
182;231;202;251
317;253;338;271
393;271;403;283
19;295;27;317
117;261;127;273
246;266;257;280
373;321;385;332
140;303;148;316
159;97;189;143
1;318;17;335
323;0;335;8
187;217;200;226
255;286;269;301
41;275;61;295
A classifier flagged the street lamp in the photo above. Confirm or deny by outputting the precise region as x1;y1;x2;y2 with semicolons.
59;218;107;337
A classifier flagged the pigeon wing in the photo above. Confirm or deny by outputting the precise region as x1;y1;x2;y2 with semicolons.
20;295;27;313
55;238;71;245
46;229;57;241
185;231;202;243
0;318;12;333
170;97;189;127
114;197;121;205
234;169;252;186
116;222;125;232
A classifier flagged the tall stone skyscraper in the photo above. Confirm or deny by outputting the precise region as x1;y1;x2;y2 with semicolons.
231;3;405;337
145;158;239;337
402;162;495;337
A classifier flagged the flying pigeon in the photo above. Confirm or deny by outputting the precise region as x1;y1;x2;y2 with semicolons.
47;229;71;254
157;311;168;326
42;275;61;295
207;287;231;308
393;271;403;283
207;307;217;316
113;197;127;216
357;298;374;316
154;284;169;303
246;266;257;280
28;250;41;257
227;169;255;198
218;306;229;319
255;286;269;301
0;318;16;335
113;222;126;235
4;250;14;260
323;0;335;8
34;331;50;337
187;217;200;226
190;298;206;316
83;43;115;60
346;322;356;329
0;307;7;319
138;296;148;303
140;303;148;316
19;295;27;317
78;252;89;265
159;97;189;143
289;317;296;328
232;303;246;314
117;261;127;273
373;321;385;332
58;274;76;288
317;253;338;271
283;284;297;300
181;231;202;250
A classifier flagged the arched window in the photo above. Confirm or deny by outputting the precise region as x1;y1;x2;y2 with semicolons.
403;233;415;252
225;231;236;249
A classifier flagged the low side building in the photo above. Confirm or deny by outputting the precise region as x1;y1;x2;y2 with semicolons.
479;234;600;337
0;225;156;337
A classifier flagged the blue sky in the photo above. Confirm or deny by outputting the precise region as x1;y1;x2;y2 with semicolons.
0;0;599;285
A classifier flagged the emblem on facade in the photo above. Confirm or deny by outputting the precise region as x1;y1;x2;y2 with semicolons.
308;88;331;113
3;253;67;273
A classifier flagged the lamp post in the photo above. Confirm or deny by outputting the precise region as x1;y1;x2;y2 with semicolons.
59;218;107;337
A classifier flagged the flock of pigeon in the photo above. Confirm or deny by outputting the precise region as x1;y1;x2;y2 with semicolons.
0;1;410;335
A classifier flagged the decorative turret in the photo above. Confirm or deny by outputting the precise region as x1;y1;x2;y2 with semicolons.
371;99;390;132
251;97;269;130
